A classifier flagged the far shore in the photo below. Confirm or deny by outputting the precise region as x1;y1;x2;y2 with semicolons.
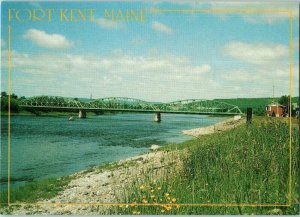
0;111;115;117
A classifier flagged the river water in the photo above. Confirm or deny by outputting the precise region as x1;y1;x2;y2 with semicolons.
0;114;226;190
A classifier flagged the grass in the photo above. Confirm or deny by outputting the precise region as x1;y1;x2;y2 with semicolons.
115;118;299;215
0;176;72;207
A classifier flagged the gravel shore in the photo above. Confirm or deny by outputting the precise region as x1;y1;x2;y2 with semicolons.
5;150;184;215
182;116;244;137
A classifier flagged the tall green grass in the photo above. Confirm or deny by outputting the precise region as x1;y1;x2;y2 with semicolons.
0;177;72;206
116;120;299;215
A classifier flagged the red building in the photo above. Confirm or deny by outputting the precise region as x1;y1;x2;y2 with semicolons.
265;103;286;117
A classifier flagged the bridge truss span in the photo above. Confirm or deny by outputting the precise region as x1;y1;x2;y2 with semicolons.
86;97;161;111
19;96;86;109
19;96;243;115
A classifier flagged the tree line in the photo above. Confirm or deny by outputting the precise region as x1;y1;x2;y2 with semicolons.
1;92;26;112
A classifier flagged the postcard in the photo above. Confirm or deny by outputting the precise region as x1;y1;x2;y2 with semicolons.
0;0;299;215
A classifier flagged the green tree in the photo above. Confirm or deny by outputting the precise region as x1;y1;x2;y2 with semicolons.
1;97;8;111
1;91;7;97
1;93;20;112
278;95;289;106
10;98;20;112
11;93;18;99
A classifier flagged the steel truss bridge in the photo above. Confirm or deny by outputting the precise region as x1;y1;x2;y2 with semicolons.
19;96;243;118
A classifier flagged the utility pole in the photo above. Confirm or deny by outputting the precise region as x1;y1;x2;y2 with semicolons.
272;85;275;103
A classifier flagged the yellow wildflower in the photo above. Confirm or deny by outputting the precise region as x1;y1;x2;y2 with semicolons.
171;198;177;202
132;210;141;215
139;185;145;190
161;209;165;213
165;193;170;197
157;187;162;190
150;189;154;193
166;205;172;211
130;201;137;207
142;199;148;204
150;195;155;198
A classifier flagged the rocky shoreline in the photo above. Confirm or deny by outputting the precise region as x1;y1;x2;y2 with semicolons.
182;116;244;137
5;150;185;215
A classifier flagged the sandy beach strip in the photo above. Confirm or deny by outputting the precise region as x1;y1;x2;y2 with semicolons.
182;116;244;137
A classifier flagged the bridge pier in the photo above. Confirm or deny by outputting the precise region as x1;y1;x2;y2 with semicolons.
78;110;86;119
154;112;161;122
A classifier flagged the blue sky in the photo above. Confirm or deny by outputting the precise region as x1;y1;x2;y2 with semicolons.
1;1;299;102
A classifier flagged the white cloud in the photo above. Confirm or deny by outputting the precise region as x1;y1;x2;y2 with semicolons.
1;50;216;101
94;18;122;29
221;40;297;97
23;29;73;49
2;49;296;100
3;51;211;76
152;21;173;34
223;41;289;65
221;63;299;97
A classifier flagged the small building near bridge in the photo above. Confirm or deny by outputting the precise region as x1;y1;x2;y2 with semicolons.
266;103;286;117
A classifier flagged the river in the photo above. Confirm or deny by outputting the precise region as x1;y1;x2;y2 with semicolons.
0;113;226;190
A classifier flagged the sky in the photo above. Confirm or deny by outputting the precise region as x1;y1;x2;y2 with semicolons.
1;1;299;102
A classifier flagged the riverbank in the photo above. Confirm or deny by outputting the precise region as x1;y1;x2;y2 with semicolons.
182;116;244;137
1;149;186;215
1;117;298;215
0;111;95;117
